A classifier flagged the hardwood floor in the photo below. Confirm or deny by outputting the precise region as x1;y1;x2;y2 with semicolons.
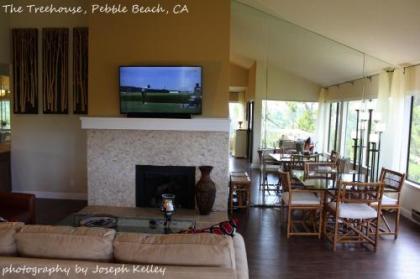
33;157;420;279
233;208;420;279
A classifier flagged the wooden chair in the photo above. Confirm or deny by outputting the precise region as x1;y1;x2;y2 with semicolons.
259;150;280;191
329;151;339;163
279;171;324;238
303;161;337;180
373;168;405;239
289;154;305;170
324;181;384;251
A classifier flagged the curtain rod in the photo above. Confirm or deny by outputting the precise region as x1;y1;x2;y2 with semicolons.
325;74;376;89
404;62;420;71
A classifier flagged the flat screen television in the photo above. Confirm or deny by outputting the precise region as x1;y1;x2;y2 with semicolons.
120;66;202;117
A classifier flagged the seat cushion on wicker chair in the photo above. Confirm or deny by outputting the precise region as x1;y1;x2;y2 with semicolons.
282;192;321;205
328;203;378;219
371;195;398;207
264;165;280;173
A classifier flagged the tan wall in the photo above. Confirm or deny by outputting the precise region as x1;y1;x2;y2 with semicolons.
89;0;230;117
9;0;88;197
266;64;321;102
230;63;249;87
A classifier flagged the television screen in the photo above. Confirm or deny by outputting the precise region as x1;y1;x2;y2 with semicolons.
120;66;202;115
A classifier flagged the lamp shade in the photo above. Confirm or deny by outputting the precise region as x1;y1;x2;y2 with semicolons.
369;133;379;143
375;123;386;132
373;112;382;122
366;100;376;110
360;111;369;121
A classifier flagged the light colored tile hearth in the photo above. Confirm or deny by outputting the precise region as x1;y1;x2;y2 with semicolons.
86;129;229;211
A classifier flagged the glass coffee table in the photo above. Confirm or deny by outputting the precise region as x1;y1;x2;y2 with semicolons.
59;213;196;234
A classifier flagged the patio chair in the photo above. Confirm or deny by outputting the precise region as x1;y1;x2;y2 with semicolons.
372;168;405;239
279;171;324;238
324;181;384;251
258;150;280;191
303;161;337;180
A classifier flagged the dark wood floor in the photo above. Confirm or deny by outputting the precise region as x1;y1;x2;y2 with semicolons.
34;157;420;279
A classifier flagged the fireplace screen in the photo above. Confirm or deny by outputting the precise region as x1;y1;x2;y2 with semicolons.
136;165;196;209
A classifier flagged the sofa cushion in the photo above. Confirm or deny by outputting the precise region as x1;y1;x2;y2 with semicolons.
114;233;236;268
233;234;248;279
0;222;24;256
15;225;116;262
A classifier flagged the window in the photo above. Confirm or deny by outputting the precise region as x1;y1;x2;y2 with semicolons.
229;102;244;131
261;100;318;148
0;98;10;143
0;100;10;130
343;100;361;160
342;99;377;162
327;102;339;152
407;96;420;183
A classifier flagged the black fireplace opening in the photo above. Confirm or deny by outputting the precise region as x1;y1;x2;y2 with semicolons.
136;165;196;209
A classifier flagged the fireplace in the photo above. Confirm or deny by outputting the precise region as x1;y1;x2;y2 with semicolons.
136;165;196;209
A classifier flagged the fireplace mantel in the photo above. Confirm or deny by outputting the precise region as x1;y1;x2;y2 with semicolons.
80;117;230;132
83;116;230;211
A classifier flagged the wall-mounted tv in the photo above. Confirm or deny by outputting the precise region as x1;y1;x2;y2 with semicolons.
120;66;202;117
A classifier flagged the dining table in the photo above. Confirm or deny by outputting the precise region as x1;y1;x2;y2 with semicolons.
268;152;324;163
292;169;366;190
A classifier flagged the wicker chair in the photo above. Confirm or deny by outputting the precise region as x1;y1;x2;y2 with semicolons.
372;168;405;239
303;161;337;180
258;150;280;191
279;171;324;238
324;181;384;251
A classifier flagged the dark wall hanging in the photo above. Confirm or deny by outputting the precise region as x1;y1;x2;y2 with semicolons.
73;27;88;114
42;28;69;114
12;29;39;114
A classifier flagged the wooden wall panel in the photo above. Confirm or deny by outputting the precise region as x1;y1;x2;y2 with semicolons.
73;28;88;114
12;29;38;114
42;28;69;114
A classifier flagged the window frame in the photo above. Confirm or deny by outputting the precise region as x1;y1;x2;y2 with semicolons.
406;96;418;184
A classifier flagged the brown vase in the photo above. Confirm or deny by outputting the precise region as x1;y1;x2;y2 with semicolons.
195;166;216;215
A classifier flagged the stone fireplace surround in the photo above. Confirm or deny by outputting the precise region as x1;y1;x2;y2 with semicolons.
81;117;230;211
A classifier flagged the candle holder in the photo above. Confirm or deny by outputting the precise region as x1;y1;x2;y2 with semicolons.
161;194;176;227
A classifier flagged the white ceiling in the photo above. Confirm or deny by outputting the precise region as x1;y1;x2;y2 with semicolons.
231;1;393;86
237;0;420;66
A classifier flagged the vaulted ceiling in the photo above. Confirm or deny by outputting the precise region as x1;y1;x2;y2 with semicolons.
232;0;420;86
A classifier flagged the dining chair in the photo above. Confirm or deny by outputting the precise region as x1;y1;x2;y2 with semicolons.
290;154;305;170
329;151;339;163
303;161;337;180
259;150;280;191
279;170;324;238
372;168;405;239
324;181;384;251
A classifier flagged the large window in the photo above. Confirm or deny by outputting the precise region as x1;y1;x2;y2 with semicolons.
261;100;318;148
407;96;420;183
342;99;377;162
343;100;361;160
327;102;339;152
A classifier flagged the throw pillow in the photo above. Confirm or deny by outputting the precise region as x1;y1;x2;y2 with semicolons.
180;218;239;237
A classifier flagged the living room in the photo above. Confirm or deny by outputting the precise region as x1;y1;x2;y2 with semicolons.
1;0;420;278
